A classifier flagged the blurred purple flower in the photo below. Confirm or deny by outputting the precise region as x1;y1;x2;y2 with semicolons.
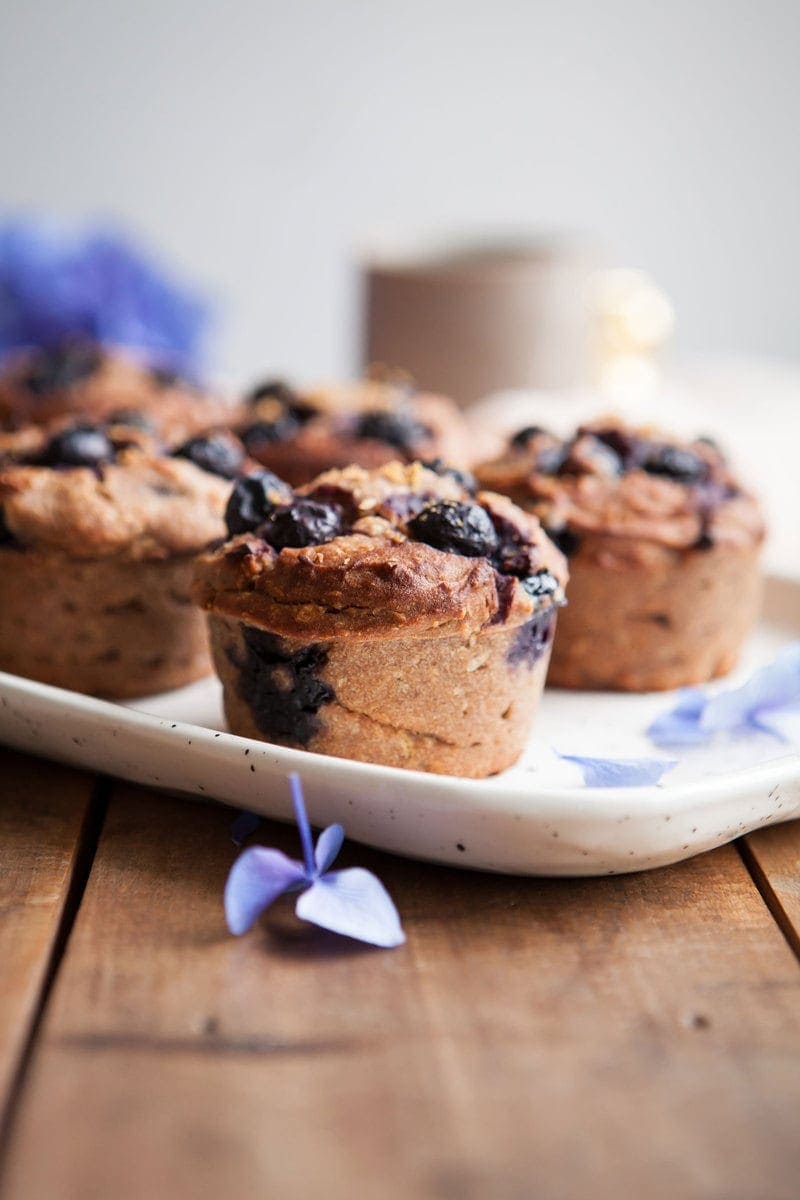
224;773;406;949
646;688;710;747
0;217;209;375
558;752;677;787
648;643;800;747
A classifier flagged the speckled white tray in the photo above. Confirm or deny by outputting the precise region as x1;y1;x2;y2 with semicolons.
0;576;798;876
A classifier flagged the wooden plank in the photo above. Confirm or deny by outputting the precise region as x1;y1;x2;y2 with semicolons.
2;785;800;1200
0;750;97;1131
742;821;800;958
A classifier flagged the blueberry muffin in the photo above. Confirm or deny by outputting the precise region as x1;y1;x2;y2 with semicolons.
477;420;765;691
0;338;230;444
0;418;257;698
194;460;567;777
235;375;472;487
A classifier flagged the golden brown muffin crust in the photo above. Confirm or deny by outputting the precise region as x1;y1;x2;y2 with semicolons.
0;434;230;560
234;379;472;486
0;342;231;444
195;461;567;641
476;418;765;552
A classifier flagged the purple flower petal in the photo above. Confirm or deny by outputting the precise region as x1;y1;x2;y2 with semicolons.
295;868;406;948
0;217;209;374
558;752;677;788
314;824;345;874
646;688;709;747
230;810;261;847
289;771;317;877
647;643;800;748
224;847;306;936
701;643;800;733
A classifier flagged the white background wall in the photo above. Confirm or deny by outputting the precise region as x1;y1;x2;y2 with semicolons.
0;0;797;383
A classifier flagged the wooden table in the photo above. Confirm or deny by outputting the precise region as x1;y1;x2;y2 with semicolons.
1;746;799;1200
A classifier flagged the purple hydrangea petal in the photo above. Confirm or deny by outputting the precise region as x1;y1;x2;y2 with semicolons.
700;643;800;734
314;824;345;874
289;772;316;877
295;868;406;948
747;715;790;742
646;688;709;747
558;752;678;788
230;810;261;847
224;847;306;936
0;217;209;374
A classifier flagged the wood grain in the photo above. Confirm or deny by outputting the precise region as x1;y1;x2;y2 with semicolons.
2;785;800;1200
742;821;800;958
0;750;96;1131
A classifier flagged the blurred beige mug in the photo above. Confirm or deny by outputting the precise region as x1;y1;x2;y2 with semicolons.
361;232;604;407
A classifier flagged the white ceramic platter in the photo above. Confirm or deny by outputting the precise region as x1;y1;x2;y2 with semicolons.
0;576;798;877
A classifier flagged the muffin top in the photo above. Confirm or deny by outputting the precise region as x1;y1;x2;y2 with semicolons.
476;419;765;554
0;339;231;444
195;460;568;641
0;417;250;560
233;375;472;487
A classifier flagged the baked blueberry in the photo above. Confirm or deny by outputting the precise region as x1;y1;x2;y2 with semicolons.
590;427;644;469
486;508;539;577
21;341;101;395
304;483;361;521
355;409;430;451
510;426;547;449
408;500;499;558
241;416;300;449
174;434;245;480
0;507;13;545
246;378;299;408
545;525;581;558
40;424;115;469
105;408;156;431
379;492;432;522
149;365;184;389
225;470;292;535
534;443;567;475
642;444;709;484
521;569;560;600
237;627;334;745
557;434;622;478
419;458;477;493
260;499;343;550
494;544;536;577
508;609;556;667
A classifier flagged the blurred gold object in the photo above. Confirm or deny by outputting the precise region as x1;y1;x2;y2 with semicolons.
593;269;674;401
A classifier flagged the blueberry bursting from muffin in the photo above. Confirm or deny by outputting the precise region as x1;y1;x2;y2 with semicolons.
234;376;474;489
497;422;739;554
239;377;434;459
0;419;249;549
223;466;563;614
1;420;247;479
12;340;192;401
222;466;565;674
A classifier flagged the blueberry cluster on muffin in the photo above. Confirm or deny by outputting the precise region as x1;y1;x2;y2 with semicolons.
477;419;764;690
194;460;567;777
0;338;231;443
234;375;472;487
0;416;256;698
